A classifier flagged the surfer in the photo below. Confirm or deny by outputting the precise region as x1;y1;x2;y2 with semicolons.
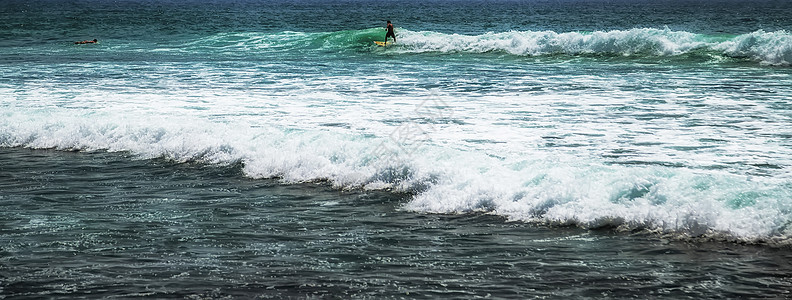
385;20;396;43
74;39;98;44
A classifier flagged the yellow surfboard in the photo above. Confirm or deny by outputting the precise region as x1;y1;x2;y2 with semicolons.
374;41;392;47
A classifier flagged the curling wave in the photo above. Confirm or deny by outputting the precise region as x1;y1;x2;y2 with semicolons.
175;28;792;65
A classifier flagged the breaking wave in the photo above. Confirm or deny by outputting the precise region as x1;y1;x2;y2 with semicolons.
2;109;791;245
179;28;792;65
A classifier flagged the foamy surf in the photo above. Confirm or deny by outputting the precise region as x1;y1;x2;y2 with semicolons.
394;28;792;65
2;107;791;244
396;28;709;56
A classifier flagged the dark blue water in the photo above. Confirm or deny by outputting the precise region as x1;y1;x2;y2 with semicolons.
2;0;792;298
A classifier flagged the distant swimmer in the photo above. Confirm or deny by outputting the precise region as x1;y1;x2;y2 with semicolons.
75;39;98;44
385;20;396;43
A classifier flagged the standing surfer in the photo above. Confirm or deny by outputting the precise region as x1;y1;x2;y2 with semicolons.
385;20;396;44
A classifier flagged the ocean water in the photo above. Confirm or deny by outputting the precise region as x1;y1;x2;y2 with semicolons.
2;0;792;298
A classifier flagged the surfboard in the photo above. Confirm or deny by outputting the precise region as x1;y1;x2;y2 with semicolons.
374;41;391;47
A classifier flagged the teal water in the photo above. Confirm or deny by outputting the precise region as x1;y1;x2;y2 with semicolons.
2;0;792;297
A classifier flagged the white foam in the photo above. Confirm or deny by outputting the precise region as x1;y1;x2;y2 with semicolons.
407;157;792;241
2;44;792;243
393;28;792;65
2;105;790;243
716;30;792;65
397;28;708;56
